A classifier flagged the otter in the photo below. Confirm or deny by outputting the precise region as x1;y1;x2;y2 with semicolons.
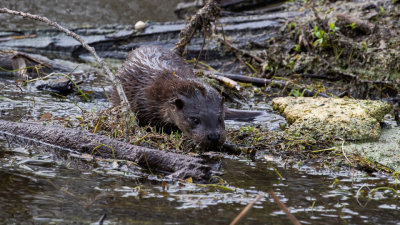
112;46;226;149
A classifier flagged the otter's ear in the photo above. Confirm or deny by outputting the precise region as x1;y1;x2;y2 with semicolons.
172;98;185;110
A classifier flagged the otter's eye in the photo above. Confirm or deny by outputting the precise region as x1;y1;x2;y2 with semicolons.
191;117;200;125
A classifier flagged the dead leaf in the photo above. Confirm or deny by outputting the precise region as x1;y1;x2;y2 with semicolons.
40;112;52;121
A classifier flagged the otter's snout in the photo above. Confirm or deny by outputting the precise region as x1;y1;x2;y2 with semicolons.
207;133;220;142
202;131;225;149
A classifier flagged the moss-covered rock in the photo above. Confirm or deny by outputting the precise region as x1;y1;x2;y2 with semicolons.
272;97;391;141
343;128;400;172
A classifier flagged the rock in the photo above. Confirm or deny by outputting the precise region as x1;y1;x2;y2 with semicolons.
134;21;146;31
36;78;75;95
292;54;317;73
343;127;400;172
272;97;391;141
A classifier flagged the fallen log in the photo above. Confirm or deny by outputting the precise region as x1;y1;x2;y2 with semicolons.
0;120;215;182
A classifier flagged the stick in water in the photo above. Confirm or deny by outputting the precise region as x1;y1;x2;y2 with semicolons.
270;191;302;225
230;193;264;225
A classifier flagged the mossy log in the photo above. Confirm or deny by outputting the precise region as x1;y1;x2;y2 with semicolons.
0;120;215;182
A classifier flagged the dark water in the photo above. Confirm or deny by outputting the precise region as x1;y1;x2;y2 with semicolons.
1;140;400;224
0;0;182;30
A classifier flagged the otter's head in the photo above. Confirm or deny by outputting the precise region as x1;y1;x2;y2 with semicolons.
167;86;226;150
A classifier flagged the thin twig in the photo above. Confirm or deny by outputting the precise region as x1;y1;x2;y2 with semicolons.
230;193;264;225
299;27;312;52
97;213;107;225
0;7;134;140
216;35;264;63
198;70;331;98
270;191;302;225
198;70;285;87
340;138;353;167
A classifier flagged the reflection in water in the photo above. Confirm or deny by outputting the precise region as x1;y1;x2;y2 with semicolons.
0;0;182;30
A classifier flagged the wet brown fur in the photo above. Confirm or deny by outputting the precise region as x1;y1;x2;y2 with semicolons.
112;46;226;149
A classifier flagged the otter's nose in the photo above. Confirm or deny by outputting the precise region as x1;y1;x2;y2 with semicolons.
207;133;220;142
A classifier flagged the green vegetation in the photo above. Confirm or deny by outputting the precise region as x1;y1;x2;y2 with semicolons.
312;26;328;48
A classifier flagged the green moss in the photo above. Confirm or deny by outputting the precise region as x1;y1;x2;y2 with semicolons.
272;97;391;141
343;128;400;172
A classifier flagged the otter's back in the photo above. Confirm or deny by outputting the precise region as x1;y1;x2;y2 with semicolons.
111;46;195;107
121;46;195;82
